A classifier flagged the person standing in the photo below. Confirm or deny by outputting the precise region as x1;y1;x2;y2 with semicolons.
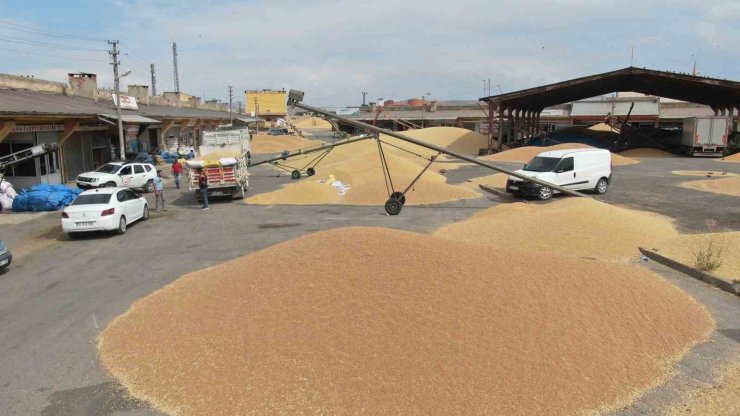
154;170;166;212
172;159;183;189
198;168;209;210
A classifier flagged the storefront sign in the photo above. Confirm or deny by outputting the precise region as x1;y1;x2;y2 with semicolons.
111;94;139;110
11;124;65;133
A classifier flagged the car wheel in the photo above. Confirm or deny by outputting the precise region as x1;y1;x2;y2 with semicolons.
105;181;117;188
537;186;553;201
594;178;608;194
142;204;149;221
116;216;127;235
144;179;154;193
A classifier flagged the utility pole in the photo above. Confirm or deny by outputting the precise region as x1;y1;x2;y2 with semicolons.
108;40;125;160
238;101;243;115
630;47;634;67
228;85;234;123
172;42;180;93
362;91;367;106
150;63;157;96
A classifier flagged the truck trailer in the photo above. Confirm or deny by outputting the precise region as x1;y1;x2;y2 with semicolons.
678;117;729;156
188;128;250;200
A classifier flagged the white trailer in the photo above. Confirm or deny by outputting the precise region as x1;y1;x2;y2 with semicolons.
680;117;729;156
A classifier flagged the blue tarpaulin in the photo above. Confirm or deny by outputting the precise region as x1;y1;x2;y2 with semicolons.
12;184;82;212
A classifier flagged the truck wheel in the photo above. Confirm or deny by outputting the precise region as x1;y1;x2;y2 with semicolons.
384;198;403;215
594;178;608;194
291;170;301;180
537;186;553;201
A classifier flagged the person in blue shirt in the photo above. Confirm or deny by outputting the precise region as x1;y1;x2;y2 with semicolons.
153;170;166;212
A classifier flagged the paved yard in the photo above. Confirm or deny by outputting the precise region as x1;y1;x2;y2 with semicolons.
0;154;738;415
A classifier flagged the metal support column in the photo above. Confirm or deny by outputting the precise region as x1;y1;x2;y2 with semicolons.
497;105;504;151
507;109;514;146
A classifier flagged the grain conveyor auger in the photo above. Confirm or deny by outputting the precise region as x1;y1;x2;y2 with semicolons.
247;134;373;179
0;143;59;182
286;89;591;215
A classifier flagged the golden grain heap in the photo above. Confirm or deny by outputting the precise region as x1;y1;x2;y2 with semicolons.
250;134;323;154
480;143;639;166
99;227;713;416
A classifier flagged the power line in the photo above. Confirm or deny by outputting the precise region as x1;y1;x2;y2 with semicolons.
0;46;107;62
0;19;105;42
0;34;107;52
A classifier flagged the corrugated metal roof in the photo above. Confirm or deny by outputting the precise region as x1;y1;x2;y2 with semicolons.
99;114;161;124
0;88;233;120
570;101;658;117
352;108;487;121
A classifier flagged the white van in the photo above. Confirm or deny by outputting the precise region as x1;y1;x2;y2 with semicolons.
506;148;612;200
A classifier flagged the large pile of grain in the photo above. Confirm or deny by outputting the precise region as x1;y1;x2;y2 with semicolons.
620;148;677;158
653;231;740;280
435;198;678;261
250;134;323;154
679;175;740;197
381;127;489;155
246;135;481;206
293;117;332;129
664;360;740;416
480;143;639;166
99;227;712;416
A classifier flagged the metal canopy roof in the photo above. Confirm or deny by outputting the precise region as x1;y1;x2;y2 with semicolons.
99;114;161;124
481;67;740;112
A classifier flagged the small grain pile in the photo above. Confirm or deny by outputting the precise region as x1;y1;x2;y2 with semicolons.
293;116;332;129
246;130;483;206
480;143;639;166
435;198;678;262
653;231;740;280
663;359;740;416
679;175;740;197
250;134;323;154
671;170;736;177
99;227;713;416
619;148;677;158
717;152;740;163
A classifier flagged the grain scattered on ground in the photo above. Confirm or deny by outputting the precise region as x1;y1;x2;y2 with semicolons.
653;231;740;280
480;143;639;166
250;134;323;154
435;198;679;262
671;170;736;177
99;227;713;416
716;152;740;163
679;175;740;197
620;148;677;158
663;359;740;416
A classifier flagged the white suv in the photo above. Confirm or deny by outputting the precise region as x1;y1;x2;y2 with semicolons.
77;162;158;193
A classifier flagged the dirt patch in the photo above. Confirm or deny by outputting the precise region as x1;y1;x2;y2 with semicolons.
481;143;639;166
99;227;713;416
434;198;679;262
679;175;740;197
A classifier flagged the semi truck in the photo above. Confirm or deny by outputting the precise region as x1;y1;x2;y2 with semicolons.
678;117;729;156
188;128;250;200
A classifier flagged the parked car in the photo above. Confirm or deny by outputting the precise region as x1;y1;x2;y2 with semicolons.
506;148;612;200
76;161;157;192
61;188;149;236
0;240;12;270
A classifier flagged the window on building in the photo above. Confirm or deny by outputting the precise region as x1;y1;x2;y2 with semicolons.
39;151;60;176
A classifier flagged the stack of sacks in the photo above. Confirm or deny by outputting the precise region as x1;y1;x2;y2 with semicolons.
12;184;82;212
0;180;17;212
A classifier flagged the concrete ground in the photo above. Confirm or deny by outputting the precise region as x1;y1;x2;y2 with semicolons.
0;152;738;415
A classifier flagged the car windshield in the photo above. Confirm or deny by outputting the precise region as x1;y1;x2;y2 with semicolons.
523;157;561;172
95;164;120;174
71;194;112;205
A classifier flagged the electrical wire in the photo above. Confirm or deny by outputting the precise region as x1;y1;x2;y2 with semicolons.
0;34;107;52
0;20;105;42
0;46;108;62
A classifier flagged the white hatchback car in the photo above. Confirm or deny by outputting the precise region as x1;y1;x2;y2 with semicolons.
76;161;157;192
62;188;149;236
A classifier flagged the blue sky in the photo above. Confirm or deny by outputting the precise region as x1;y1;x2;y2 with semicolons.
1;0;739;106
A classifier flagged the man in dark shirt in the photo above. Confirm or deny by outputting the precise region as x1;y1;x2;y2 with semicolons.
198;168;209;210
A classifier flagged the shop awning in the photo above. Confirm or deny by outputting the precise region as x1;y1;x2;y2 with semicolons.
98;114;161;124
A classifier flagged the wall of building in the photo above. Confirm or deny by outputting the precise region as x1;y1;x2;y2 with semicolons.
245;90;287;116
68;73;98;100
0;74;67;95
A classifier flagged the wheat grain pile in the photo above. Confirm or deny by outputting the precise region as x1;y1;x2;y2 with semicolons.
717;152;740;163
246;131;483;206
99;227;712;416
679;175;740;197
381;127;489;155
619;148;677;158
250;134;323;154
671;170;736;177
435;198;678;261
653;231;740;280
480;143;639;166
293;117;332;129
663;359;740;416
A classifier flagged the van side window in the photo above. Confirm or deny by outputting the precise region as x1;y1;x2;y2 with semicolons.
134;165;144;174
558;157;574;172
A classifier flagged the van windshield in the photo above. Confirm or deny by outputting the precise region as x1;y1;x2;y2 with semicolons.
523;157;560;172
